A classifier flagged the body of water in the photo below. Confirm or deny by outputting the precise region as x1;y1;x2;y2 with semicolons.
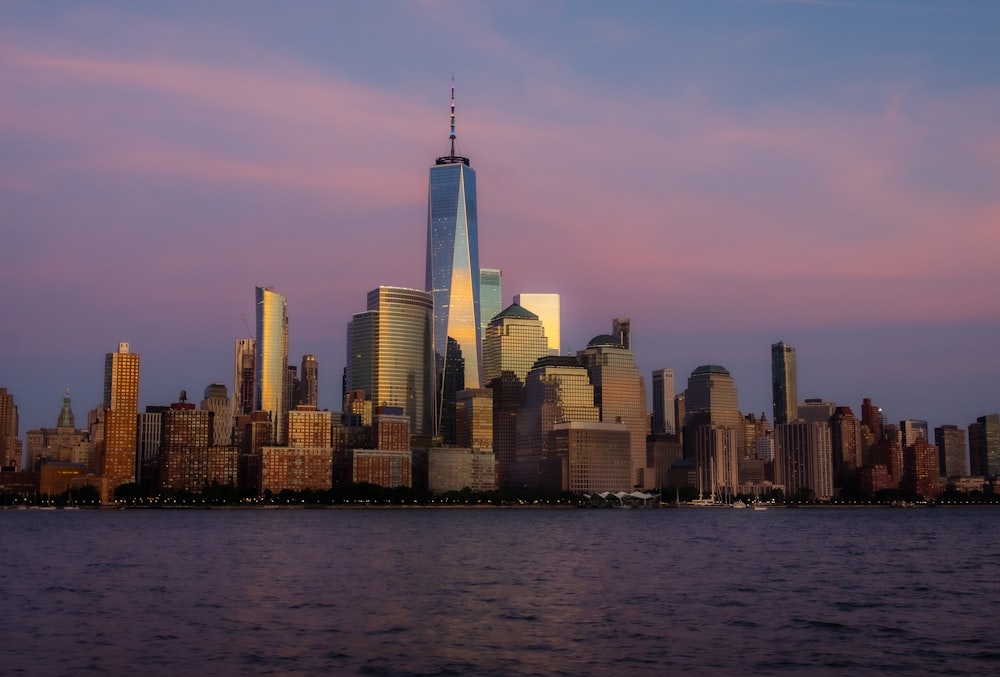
2;506;998;675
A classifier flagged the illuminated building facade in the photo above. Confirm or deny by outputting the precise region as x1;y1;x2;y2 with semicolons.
427;447;496;494
97;342;140;500
456;388;493;451
299;354;318;407
335;448;412;488
903;437;941;499
427;82;481;441
775;421;833;501
514;293;560;355
551;421;632;493
255;286;288;444
347;286;435;436
200;383;231;447
261;446;332;493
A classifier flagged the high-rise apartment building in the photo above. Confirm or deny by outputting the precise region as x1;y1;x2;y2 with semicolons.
651;368;676;436
903;437;941;499
578;330;651;489
798;398;837;425
479;268;502;343
159;393;211;492
830;406;864;484
771;341;797;426
514;293;560;356
934;425;968;477
346;287;435;437
861;397;885;442
97;342;140;500
426;82;482;415
254;287;288;443
775;420;833;501
233;338;255;418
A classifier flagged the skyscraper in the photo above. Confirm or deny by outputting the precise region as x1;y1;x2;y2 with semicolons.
968;414;1000;477
479;268;502;344
934;425;968;477
232;338;255;418
98;342;140;500
426;81;482;429
299;355;319;407
346;287;435;437
775;420;833;501
771;341;797;425
578;330;650;489
255;286;288;443
651;368;676;436
514;293;560;356
200;383;231;447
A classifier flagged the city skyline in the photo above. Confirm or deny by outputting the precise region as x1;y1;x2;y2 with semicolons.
2;1;999;433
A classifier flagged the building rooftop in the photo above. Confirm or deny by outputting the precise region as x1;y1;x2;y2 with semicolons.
692;365;731;376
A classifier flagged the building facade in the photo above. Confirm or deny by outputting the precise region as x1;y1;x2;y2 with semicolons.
97;342;140;500
255;287;288;443
771;341;797;426
934;425;968;478
651;368;676;436
479;268;502;344
774;421;833;501
347;286;435;437
233;338;255;419
514;293;560;356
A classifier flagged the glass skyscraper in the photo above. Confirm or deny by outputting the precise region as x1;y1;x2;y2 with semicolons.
255;286;288;443
426;83;481;438
771;341;797;425
514;293;560;356
347;287;435;437
479;268;502;344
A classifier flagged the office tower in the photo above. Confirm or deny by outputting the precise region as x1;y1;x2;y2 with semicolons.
0;387;19;469
968;414;1000;476
160;392;211;492
427;447;496;493
346;286;435;436
26;390;90;469
775;421;834;501
482;304;550;385
514;356;599;489
426;81;482;414
903;437;941;499
136;407;165;487
651;368;676;435
900;419;929;447
514;293;560;355
255;286;289;443
284;406;333;448
233;338;255;418
861;397;883;441
934;425;968;477
551;421;632;494
771;341;797;426
200;383;231;447
830;406;864;485
798;398;837;424
98;342;140;500
285;365;298;413
479;268;502;343
684;365;742;429
578;329;651;489
299;355;318;407
456;388;493;451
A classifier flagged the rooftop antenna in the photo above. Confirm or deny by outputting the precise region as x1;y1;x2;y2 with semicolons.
449;76;457;158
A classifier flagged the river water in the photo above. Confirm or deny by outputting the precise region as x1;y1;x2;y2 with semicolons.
1;506;998;675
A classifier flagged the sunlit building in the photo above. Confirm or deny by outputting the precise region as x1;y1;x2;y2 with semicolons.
578;329;651;489
456;388;493;451
335;448;411;488
299;354;319;407
95;342;140;501
427;447;496;494
551;421;632;493
347;286;435;436
427;82;482;443
514;293;560;356
261;446;332;493
200;383;231;447
255;287;289;444
284;406;332;448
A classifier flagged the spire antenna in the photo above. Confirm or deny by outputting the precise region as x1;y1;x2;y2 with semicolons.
449;76;456;158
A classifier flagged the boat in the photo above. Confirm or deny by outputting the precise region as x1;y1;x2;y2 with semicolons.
751;502;768;511
731;499;747;509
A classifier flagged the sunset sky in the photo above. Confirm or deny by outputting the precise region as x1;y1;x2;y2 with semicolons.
2;0;998;434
